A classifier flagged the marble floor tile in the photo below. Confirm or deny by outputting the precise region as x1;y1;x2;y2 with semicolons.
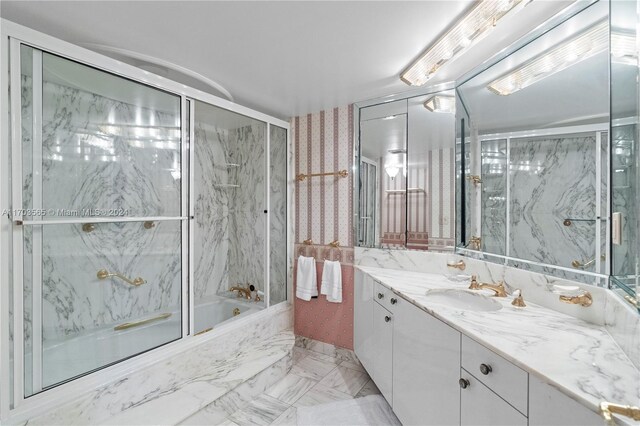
355;379;381;398
317;366;370;396
180;404;229;425
270;406;297;426
292;347;308;364
219;419;241;426
228;394;290;426
303;350;341;366
290;355;337;381
339;360;365;372
293;383;352;408
265;373;318;405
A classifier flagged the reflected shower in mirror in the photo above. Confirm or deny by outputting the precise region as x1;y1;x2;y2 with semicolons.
356;90;455;251
456;1;609;285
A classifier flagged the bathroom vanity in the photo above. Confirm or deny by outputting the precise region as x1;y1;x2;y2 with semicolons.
354;266;639;426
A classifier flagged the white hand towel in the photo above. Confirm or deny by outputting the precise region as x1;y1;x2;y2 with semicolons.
296;256;318;301
321;260;342;303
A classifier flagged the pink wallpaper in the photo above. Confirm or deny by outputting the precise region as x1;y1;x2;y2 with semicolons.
293;105;355;350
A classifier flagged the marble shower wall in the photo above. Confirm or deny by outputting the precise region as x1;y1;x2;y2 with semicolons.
22;56;183;343
480;139;507;255
193;102;267;299
508;133;599;282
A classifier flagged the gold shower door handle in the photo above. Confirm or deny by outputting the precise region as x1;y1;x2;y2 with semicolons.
97;269;146;287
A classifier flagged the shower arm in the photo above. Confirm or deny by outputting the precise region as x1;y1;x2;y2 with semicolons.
97;269;146;287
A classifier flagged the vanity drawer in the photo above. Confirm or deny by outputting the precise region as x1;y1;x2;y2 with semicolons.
374;281;398;312
461;335;528;415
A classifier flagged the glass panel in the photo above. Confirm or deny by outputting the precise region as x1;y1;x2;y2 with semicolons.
480;139;507;255
407;92;455;251
26;220;182;393
358;100;408;249
269;125;287;305
20;47;184;397
611;0;638;305
193;100;266;333
22;52;182;219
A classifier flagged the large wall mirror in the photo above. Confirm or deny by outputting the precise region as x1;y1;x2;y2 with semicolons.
356;90;455;251
456;1;610;286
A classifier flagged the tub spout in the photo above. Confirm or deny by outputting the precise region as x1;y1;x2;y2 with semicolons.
229;285;252;300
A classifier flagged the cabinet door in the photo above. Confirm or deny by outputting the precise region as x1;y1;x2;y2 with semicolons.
354;270;375;374
460;369;527;426
529;375;602;426
373;302;393;404
393;299;461;426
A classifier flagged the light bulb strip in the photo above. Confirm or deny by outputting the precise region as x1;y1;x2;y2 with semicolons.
487;20;608;96
401;0;530;87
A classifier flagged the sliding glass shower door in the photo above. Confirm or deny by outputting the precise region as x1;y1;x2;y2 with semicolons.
16;45;185;397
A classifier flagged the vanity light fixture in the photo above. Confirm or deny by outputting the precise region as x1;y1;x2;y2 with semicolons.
487;20;608;96
400;0;532;86
424;95;456;113
611;31;637;65
385;165;400;179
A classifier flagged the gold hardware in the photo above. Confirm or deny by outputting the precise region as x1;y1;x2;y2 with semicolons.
303;238;313;245
563;219;572;227
469;275;481;290
600;401;640;424
466;175;482;186
255;293;262;302
477;281;508;297
143;221;155;229
195;327;213;336
296;169;348;182
571;255;606;269
229;285;252;300
624;295;638;308
328;240;340;248
82;223;96;233
114;312;171;331
511;290;526;307
447;260;466;270
233;307;241;317
97;269;146;287
467;236;481;250
559;291;592;307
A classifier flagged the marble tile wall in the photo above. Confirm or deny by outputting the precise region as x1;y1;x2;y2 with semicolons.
480;139;507;255
508;134;600;283
292;106;355;350
23;75;183;343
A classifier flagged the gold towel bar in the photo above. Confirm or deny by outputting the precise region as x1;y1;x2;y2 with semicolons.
296;170;348;182
114;313;172;331
97;269;146;287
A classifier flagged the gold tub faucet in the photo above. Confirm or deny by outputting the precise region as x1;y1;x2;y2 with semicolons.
559;291;592;307
230;285;252;300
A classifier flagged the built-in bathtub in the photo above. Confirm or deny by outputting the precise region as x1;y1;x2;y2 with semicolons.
26;295;264;393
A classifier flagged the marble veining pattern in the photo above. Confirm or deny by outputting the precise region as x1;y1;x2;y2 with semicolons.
270;125;288;305
25;306;293;426
357;265;640;413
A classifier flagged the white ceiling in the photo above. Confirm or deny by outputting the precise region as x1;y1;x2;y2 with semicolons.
1;1;574;120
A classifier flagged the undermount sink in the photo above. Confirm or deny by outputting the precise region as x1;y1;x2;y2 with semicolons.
423;289;502;312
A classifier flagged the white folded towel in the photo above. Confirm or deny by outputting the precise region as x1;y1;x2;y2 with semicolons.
321;260;342;303
296;256;318;301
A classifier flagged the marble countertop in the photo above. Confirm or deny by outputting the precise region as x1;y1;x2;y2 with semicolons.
356;266;640;422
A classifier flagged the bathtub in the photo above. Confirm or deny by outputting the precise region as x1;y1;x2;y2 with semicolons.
28;295;263;393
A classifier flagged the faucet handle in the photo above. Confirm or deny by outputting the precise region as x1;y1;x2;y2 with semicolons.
469;274;480;290
511;289;526;307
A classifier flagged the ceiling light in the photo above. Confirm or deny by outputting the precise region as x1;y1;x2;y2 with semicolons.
611;31;637;65
424;95;456;113
400;0;531;86
385;165;400;179
487;20;608;96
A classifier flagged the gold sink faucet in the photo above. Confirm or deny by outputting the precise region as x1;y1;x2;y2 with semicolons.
559;291;592;307
468;275;507;297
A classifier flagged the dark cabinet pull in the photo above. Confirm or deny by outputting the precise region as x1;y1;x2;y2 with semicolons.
390;298;397;304
479;363;492;375
377;293;384;299
459;378;470;389
384;315;391;323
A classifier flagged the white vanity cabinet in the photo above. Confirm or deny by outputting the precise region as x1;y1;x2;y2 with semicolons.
372;301;393;402
393;297;461;426
354;270;375;373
